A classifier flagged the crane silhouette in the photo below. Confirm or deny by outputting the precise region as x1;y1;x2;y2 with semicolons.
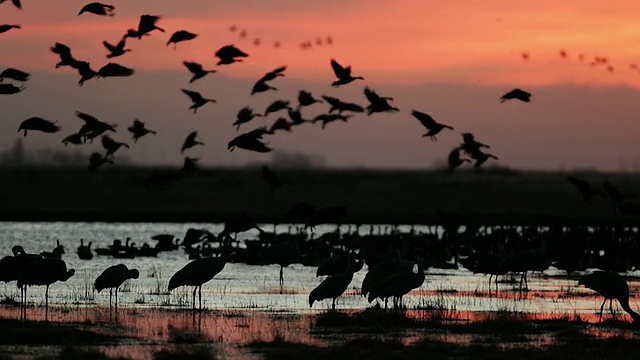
76;111;116;141
367;258;425;310
125;15;164;39
233;107;262;130
269;117;292;133
330;59;363;86
168;238;231;310
447;146;470;171
364;87;398;115
183;61;216;83
18;117;61;136
411;110;454;140
89;152;113;172
578;271;640;323
317;251;363;277
127;119;156;142
51;43;78;69
309;259;355;310
322;95;365;114
298;90;323;108
97;63;134;78
78;2;115;16
167;30;198;49
18;258;74;321
181;131;204;153
228;128;272;153
101;135;129;158
103;38;131;58
264;100;292;117
181;89;216;113
95;264;139;309
0;67;29;82
4;246;41;319
0;0;21;9
500;88;531;103
313;114;352;129
215;45;248;65
0;24;20;34
0;83;24;94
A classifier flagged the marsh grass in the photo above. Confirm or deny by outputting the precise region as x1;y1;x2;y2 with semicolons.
0;318;122;346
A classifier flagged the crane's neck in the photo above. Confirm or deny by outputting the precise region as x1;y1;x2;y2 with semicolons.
618;297;640;324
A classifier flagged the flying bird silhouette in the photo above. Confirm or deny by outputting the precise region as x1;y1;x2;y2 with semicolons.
89;152;113;172
364;87;398;115
500;88;531;103
313;114;352;129
181;131;204;153
0;24;20;34
251;80;277;95
330;59;363;86
18;117;60;136
167;30;198;49
181;89;216;113
259;66;287;82
0;83;24;94
228;127;272;153
287;108;309;126
103;38;131;58
215;45;248;65
0;68;29;82
269;117;292;133
78;2;114;16
0;0;22;9
51;43;79;69
411;110;454;140
298;90;323;108
62;132;86;146
127;119;156;142
233;107;262;130
101;135;129;158
322;95;365;114
76;111;116;140
183;61;216;83
97;63;134;78
447;146;470;171
74;61;98;86
124;15;164;39
264;100;291;117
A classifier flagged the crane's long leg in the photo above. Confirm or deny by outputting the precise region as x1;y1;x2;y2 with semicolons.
332;297;336;311
45;285;49;322
109;288;112;308
115;286;118;310
279;266;284;286
599;298;607;322
192;287;197;310
199;285;202;311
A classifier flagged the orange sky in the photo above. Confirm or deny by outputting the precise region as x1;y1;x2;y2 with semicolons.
3;0;640;86
3;1;640;171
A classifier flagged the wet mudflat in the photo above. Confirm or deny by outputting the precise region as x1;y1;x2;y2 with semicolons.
1;304;640;360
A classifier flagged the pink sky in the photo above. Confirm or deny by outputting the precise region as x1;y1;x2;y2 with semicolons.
2;1;640;171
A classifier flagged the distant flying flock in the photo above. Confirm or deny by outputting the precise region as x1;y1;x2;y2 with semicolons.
0;1;533;175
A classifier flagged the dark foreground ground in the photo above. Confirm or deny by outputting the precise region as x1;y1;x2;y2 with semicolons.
0;166;637;224
1;307;640;360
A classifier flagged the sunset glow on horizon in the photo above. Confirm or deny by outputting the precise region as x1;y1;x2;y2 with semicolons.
3;1;640;87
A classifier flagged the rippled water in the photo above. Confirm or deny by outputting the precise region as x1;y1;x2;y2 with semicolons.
0;222;637;321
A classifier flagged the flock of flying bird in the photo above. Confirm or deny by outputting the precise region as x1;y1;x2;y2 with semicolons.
2;2;639;323
0;1;533;172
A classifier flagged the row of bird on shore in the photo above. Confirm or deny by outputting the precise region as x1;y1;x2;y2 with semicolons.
0;2;538;172
1;236;637;326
